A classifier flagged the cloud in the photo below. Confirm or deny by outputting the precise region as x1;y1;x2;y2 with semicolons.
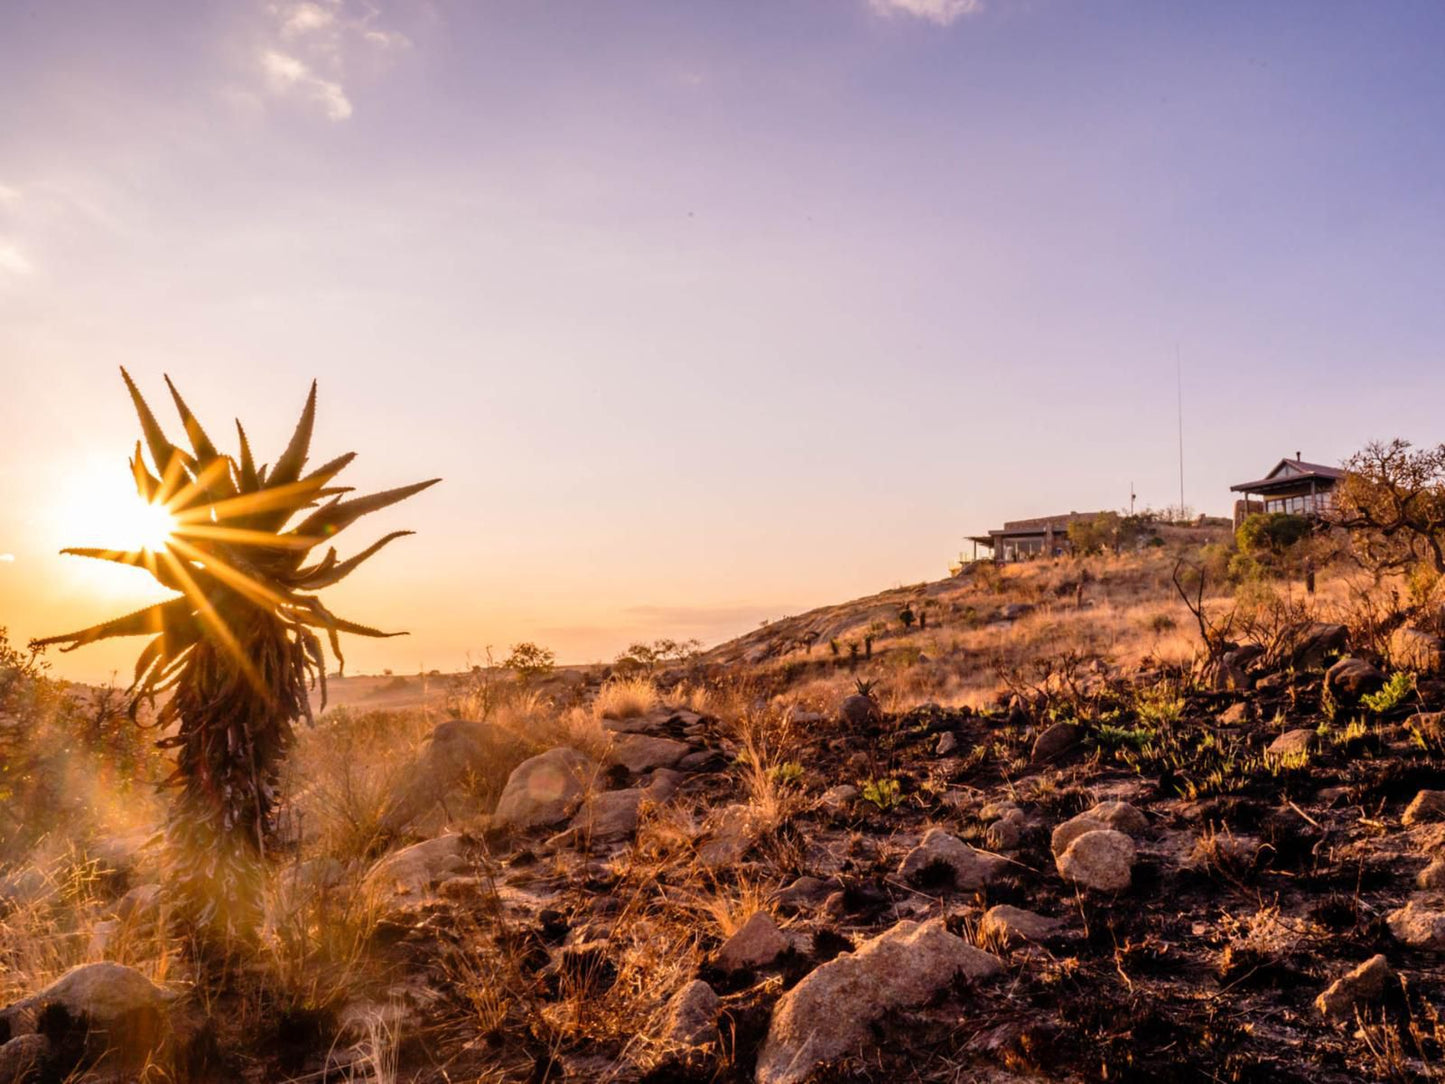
0;554;15;563
261;49;353;120
869;0;984;25
258;1;411;121
0;242;33;276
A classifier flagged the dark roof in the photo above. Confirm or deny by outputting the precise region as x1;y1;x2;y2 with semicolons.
984;511;1107;538
1230;458;1346;494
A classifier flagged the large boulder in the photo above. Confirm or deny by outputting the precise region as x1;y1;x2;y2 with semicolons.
1056;829;1135;892
380;719;531;834
755;918;1001;1084
1290;623;1349;670
1032;721;1081;764
898;828;1006;889
1;963;171;1068
1326;657;1386;702
362;834;467;903
492;748;599;830
1393;628;1445;676
607;735;690;774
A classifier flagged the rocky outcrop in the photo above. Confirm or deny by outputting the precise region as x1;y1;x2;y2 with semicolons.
755;918;1001;1084
608;734;691;773
380;719;532;834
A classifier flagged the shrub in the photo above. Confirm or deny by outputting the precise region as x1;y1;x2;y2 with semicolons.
594;676;658;720
503;641;556;684
1237;513;1311;557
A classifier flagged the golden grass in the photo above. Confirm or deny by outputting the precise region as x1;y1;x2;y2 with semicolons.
594;676;659;720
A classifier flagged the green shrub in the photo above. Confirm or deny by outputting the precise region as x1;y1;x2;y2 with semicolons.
1237;513;1311;556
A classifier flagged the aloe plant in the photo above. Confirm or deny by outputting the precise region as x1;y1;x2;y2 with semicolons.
36;371;437;932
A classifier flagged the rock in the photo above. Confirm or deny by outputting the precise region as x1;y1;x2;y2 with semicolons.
1404;790;1445;827
1;963;171;1066
979;905;1062;945
979;800;1022;821
1420;858;1445;889
662;980;720;1048
771;876;839;912
999;603;1035;621
0;1034;49;1081
0;869;53;911
717;912;788;972
363;835;466;901
1218;702;1249;726
1316;955;1394;1021
493;748;598;830
1032;721;1081;764
1084;800;1149;837
1291;623;1349;670
1266;729;1316;759
114;883;163;922
898;828;1006;889
935;731;959;756
755;918;1001;1084
568;788;647;841
1393;628;1445;676
1327;657;1386;701
839;695;880;728
677;750;721;772
697;804;760;868
1056;829;1135;892
380;719;531;833
608;735;691;774
985;814;1025;851
1388;898;1445;947
788;710;826;726
819;785;859;810
1050;814;1109;858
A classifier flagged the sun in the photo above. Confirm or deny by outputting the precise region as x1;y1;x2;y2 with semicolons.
115;493;178;552
49;460;178;556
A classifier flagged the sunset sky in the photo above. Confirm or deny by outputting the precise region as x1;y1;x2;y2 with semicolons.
4;0;1445;682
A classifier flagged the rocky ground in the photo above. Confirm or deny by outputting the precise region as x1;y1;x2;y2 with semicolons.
6;558;1445;1082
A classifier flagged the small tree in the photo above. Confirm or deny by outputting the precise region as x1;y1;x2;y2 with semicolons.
1332;440;1445;577
898;605;916;631
502;641;556;684
1237;512;1312;557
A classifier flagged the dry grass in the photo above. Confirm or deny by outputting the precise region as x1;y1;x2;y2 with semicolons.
594;676;660;720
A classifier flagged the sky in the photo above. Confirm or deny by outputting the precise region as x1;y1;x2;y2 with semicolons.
3;0;1445;682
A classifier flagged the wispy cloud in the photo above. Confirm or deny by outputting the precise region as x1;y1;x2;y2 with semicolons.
869;0;984;25
0;554;15;563
259;1;411;121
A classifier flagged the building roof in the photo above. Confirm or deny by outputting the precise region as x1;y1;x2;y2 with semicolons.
1230;457;1346;494
976;511;1108;539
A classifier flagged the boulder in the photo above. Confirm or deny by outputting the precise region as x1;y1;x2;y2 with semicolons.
1266;729;1316;759
1050;814;1109;858
1404;790;1445;827
493;748;598;830
608;735;691;774
662;980;720;1048
818;785;859;810
770;876;840;912
1291;623;1349;670
717;912;788;972
697;804;761;868
1;963;171;1067
1316;955;1394;1021
1388;898;1445;948
1032;721;1081;764
1084;800;1149;837
1218;702;1250;726
1393;628;1445;676
380;719;531;834
984;812;1026;851
755;918;1001;1084
0;1034;49;1081
1056;829;1135;892
839;695;880;728
1327;657;1386;701
935;731;959;757
1420;858;1445;890
898;828;1006;889
362;835;466;902
979;905;1062;946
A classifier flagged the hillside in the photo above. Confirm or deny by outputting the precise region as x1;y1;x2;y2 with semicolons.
5;539;1445;1082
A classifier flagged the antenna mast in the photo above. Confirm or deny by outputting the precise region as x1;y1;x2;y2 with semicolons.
1176;348;1185;520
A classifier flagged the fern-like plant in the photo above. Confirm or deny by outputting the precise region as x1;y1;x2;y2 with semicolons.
35;370;438;933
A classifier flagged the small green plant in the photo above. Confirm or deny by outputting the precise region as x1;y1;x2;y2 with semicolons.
769;760;805;787
1362;671;1414;714
1097;724;1157;752
1135;684;1185;728
854;677;878;699
860;777;902;811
